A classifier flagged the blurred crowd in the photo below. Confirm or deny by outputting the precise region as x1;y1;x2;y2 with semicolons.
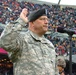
0;0;76;74
0;0;76;56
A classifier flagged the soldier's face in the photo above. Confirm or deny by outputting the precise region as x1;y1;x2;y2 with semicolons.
33;16;49;34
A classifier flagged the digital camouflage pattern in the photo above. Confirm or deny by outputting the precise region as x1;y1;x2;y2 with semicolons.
0;18;59;75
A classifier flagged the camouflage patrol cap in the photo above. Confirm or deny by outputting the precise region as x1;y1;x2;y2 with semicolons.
28;8;48;22
57;56;66;68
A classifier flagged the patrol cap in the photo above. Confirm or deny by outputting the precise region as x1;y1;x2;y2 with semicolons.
57;56;66;68
28;8;48;22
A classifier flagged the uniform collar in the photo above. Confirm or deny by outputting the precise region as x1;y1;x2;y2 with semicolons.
29;30;47;43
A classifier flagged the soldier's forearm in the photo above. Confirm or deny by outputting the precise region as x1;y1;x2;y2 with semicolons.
0;17;26;50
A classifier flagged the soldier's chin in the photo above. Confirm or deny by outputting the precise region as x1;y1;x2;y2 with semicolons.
44;29;48;33
45;28;48;32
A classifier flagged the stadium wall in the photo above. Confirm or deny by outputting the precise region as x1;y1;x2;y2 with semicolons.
17;0;57;6
17;0;76;8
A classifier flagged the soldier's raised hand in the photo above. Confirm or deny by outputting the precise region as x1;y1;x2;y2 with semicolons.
20;8;28;23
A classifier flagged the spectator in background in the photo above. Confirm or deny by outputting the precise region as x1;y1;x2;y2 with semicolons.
57;56;66;75
0;8;59;75
0;26;4;35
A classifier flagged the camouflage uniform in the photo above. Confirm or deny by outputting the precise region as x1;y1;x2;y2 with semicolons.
0;18;59;75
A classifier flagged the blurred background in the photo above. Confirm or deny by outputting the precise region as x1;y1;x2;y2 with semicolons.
0;0;76;75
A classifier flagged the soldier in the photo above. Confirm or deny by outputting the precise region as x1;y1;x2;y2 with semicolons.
57;56;66;75
0;8;59;75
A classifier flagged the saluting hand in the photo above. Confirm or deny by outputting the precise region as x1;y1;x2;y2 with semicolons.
20;8;28;23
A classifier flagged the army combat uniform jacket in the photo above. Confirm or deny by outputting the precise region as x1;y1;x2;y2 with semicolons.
0;18;59;75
